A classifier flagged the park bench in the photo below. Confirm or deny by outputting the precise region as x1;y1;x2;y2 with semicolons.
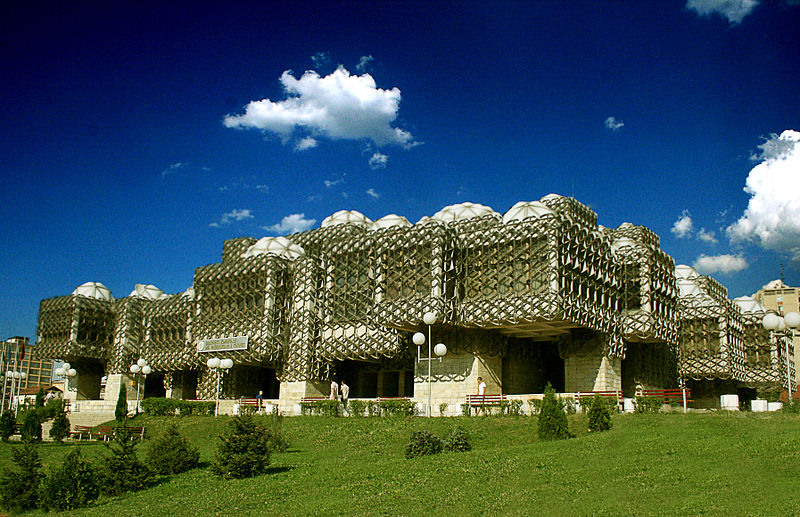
640;388;692;404
300;396;328;403
70;425;94;440
575;390;623;409
466;394;507;415
239;397;276;413
376;396;411;402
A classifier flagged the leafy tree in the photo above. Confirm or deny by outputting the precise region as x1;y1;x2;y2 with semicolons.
39;449;99;511
587;394;612;432
35;387;45;407
404;430;443;458
0;411;15;442
21;410;42;443
537;383;571;441
100;426;153;495
147;423;200;475
0;440;43;512
115;381;128;422
211;416;275;479
49;401;71;443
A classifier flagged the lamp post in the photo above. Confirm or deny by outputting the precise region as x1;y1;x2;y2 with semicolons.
7;371;27;417
129;358;151;414
207;357;233;416
762;311;799;401
413;311;447;417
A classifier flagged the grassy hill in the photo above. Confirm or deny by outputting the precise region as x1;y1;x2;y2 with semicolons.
2;412;799;516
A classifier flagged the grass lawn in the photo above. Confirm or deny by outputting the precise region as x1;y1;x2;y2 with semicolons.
2;411;799;516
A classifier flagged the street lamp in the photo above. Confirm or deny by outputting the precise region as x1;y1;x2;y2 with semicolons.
413;311;447;417
129;358;151;414
762;311;799;401
207;357;233;416
7;371;27;417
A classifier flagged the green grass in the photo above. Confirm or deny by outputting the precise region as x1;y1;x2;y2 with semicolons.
2;412;800;516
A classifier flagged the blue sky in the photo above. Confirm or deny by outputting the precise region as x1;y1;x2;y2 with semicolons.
2;0;799;340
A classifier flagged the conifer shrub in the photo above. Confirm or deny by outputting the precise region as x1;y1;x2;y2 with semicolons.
49;401;71;443
211;416;275;479
634;396;663;413
587;394;613;432
443;427;471;452
100;425;154;495
0;440;43;512
115;382;128;422
147;423;200;475
21;410;42;443
39;449;99;511
0;411;15;442
35;388;45;407
404;430;443;459
537;383;572;441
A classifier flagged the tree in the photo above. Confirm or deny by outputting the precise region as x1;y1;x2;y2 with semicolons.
39;449;99;511
115;381;128;422
0;411;15;442
212;416;274;479
35;387;45;407
0;440;43;512
100;426;153;495
147;423;200;475
49;401;71;443
21;410;42;443
537;383;571;441
587;394;613;432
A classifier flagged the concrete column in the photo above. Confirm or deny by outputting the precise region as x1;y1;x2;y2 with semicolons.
278;380;328;415
564;351;621;392
414;350;502;416
103;373;138;402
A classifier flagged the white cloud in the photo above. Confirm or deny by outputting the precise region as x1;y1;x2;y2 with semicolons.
356;55;374;73
255;184;269;194
263;213;316;234
324;175;345;188
368;152;388;170
671;210;694;238
209;208;254;227
727;130;800;261
294;136;318;151
697;228;718;244
162;162;186;178
686;0;759;24
604;116;624;132
693;254;749;274
366;188;380;199
311;52;330;69
223;66;416;150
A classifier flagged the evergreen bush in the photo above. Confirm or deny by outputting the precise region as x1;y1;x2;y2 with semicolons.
587;394;613;432
0;440;43;512
115;382;128;422
147;423;200;475
39;449;99;511
100;425;154;495
537;383;571;441
0;411;15;442
348;399;366;417
35;388;45;407
49;401;71;443
21;410;42;443
211;416;275;479
377;398;416;416
443;427;471;452
634;396;662;413
404;430;443;459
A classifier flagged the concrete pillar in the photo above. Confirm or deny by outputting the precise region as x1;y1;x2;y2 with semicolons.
564;349;621;392
414;350;502;416
278;380;328;415
103;373;138;402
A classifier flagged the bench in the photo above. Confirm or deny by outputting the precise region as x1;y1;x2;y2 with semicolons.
71;425;145;441
300;396;328;403
239;397;276;414
640;388;692;404
575;390;623;410
466;394;506;415
70;425;94;440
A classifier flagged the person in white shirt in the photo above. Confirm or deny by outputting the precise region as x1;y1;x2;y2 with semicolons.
340;381;350;415
330;379;339;400
477;377;487;415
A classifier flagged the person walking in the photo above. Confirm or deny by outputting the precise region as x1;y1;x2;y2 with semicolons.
330;379;339;400
476;376;487;416
256;390;264;414
340;381;350;415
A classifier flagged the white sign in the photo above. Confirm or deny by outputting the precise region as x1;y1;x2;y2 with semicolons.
197;336;248;353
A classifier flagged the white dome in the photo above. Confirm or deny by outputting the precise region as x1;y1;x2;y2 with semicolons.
431;202;500;223
762;279;787;290
243;236;306;260
72;282;114;301
540;193;563;203
181;287;195;299
128;284;169;300
502;201;555;224
320;210;372;228
675;265;699;280
416;216;444;226
734;296;766;314
369;214;411;231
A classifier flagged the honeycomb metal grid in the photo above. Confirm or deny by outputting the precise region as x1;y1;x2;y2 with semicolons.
36;295;115;361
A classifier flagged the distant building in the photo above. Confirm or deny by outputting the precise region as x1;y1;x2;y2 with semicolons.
1;337;55;409
755;279;800;389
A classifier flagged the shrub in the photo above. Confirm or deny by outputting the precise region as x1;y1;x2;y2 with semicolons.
378;398;416;416
0;440;43;512
634;396;663;413
443;427;471;452
782;399;800;414
503;399;524;416
147;423;200;475
537;383;571;441
588;394;613;432
212;416;275;479
100;425;154;495
0;411;15;442
115;382;128;422
39;449;99;511
299;399;340;417
348;399;366;417
404;430;443;459
528;398;542;415
36;388;45;407
366;400;381;417
439;403;449;416
139;397;215;416
49;401;71;443
461;402;471;416
21;410;42;443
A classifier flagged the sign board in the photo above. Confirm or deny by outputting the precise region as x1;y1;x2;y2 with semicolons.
197;336;248;353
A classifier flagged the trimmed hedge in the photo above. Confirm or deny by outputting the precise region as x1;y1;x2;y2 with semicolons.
140;398;215;416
